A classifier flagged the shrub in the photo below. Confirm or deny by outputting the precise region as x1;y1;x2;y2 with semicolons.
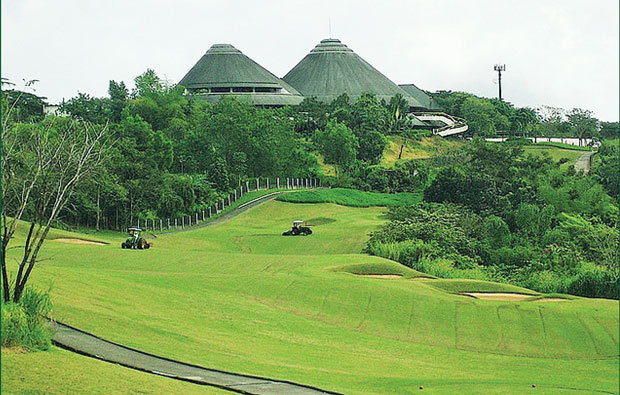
567;263;619;299
1;287;53;350
522;270;569;294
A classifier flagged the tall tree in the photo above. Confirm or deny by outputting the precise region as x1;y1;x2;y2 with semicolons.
1;116;110;302
566;108;599;146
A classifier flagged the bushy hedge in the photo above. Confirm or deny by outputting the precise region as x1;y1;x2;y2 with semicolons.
1;287;53;350
276;188;422;207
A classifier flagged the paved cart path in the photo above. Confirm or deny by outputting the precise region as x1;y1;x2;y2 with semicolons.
51;321;340;395
574;151;596;174
162;190;303;234
51;189;341;394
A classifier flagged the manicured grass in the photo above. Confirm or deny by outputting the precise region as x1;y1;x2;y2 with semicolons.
333;261;430;278
532;141;594;151
3;200;618;394
276;188;422;207
523;145;583;169
1;347;227;394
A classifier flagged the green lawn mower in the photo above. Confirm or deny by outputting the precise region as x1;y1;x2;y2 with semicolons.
282;220;313;236
121;227;151;249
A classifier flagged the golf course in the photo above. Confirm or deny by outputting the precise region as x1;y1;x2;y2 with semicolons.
3;193;618;394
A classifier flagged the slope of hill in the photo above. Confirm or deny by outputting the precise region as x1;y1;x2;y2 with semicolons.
3;199;618;394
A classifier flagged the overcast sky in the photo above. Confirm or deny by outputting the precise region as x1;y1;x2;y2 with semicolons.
2;0;618;121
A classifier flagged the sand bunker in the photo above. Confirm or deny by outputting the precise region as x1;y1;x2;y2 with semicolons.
360;274;403;279
463;293;534;301
53;238;106;246
532;298;568;302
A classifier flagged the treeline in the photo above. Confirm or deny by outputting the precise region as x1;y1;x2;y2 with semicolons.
366;139;619;299
433;90;619;141
2;71;319;227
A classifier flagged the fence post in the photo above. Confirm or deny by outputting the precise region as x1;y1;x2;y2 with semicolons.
196;212;199;224
137;218;140;229
167;218;170;230
267;178;270;189
209;207;212;217
228;195;231;206
277;177;280;189
182;217;184;228
256;178;260;191
175;218;178;229
246;180;250;192
189;215;192;227
234;190;237;201
202;210;205;221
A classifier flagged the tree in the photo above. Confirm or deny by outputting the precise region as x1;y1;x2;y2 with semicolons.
599;121;618;140
60;92;112;124
566;108;599;146
313;120;358;175
108;80;128;122
1;116;110;302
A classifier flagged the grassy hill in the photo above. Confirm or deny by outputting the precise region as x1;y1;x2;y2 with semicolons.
3;200;619;394
381;136;461;166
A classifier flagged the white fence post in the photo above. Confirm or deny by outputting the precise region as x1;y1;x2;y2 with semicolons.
209;207;212;217
277;177;280;189
256;178;260;190
182;217;184;228
267;178;270;189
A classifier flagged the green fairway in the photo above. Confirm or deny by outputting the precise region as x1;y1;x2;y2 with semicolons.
276;188;422;207
1;348;227;394
522;145;584;169
3;200;619;394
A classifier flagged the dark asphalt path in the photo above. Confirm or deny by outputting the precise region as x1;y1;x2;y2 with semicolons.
51;321;340;394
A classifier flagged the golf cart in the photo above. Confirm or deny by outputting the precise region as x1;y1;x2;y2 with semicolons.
282;220;313;236
121;227;150;249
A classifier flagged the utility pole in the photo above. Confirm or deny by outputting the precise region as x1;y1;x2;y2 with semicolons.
494;64;505;101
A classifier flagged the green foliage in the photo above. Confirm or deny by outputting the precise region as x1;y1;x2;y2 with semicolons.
1;88;46;123
313;120;358;169
1;287;52;350
592;140;619;199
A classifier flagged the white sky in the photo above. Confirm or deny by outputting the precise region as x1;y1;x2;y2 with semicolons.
2;0;618;121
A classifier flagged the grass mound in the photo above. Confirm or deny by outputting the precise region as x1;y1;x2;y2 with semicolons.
277;188;421;207
427;279;540;295
333;261;429;278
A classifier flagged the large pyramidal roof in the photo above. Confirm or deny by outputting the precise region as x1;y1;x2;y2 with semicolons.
399;84;443;111
283;39;423;108
179;44;304;106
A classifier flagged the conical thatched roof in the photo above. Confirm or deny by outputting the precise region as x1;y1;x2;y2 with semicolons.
283;39;423;108
179;44;304;106
399;84;442;111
